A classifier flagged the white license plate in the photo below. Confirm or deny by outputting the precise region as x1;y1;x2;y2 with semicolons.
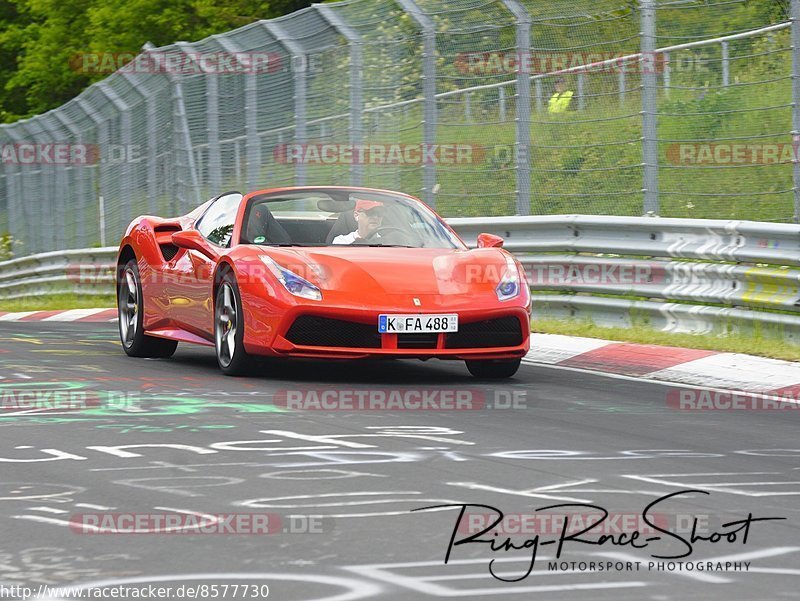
378;314;458;333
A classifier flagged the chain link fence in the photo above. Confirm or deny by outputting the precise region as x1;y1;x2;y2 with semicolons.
0;0;795;256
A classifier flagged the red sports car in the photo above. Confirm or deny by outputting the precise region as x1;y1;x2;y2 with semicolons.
116;186;531;378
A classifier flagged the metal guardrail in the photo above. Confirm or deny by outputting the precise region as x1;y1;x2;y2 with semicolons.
0;247;117;298
1;215;798;343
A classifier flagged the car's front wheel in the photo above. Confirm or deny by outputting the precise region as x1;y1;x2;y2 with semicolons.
215;272;253;376
465;358;521;379
118;259;178;358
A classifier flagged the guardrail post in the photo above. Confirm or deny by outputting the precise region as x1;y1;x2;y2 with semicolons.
396;0;436;206
316;5;364;186
793;0;800;222
641;0;659;215
501;0;532;215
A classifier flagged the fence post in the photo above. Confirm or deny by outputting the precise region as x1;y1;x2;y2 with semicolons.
2;161;18;255
120;57;156;217
396;0;436;206
663;51;671;98
619;64;626;106
641;0;659;215
535;79;543;112
53;111;86;247
76;97;105;246
0;126;20;255
316;5;364;186
176;42;220;196
263;22;307;187
793;0;800;222
42;115;68;251
501;0;531;215
17;121;48;253
499;86;506;121
144;43;201;212
215;36;260;190
97;82;133;239
721;41;730;87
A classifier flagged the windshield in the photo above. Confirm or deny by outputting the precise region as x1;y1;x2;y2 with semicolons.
240;188;464;249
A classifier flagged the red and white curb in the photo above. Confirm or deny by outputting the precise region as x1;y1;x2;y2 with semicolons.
0;308;117;322
0;311;797;396
525;333;800;398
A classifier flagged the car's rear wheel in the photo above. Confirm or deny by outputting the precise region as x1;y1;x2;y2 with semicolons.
118;259;178;358
465;358;521;379
215;272;253;376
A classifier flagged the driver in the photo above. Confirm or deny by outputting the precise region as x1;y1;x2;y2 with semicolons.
332;199;385;245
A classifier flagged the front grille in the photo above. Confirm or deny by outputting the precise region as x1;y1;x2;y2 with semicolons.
285;315;381;348
397;333;438;349
446;316;523;349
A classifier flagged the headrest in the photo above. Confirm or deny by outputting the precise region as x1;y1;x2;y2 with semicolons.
317;198;355;213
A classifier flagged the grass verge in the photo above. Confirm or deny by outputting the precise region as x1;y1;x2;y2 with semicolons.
534;319;800;362
0;294;116;313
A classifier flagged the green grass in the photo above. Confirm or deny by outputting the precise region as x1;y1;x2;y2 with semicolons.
0;294;116;312
534;318;800;362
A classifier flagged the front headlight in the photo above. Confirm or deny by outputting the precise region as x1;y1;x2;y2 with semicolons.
496;255;520;301
259;256;322;301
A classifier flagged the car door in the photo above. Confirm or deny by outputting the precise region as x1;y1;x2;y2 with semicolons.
170;192;243;336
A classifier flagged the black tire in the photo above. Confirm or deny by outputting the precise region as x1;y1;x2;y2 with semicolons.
117;259;178;358
214;271;254;376
465;358;521;379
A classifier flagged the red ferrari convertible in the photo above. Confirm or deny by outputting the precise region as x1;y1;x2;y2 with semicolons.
116;186;530;378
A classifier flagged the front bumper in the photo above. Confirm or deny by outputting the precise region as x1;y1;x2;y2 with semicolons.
245;305;530;360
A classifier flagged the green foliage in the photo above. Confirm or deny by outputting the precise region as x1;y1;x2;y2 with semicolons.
0;232;15;260
0;0;312;122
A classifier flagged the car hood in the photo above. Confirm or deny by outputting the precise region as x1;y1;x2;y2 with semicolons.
261;246;514;296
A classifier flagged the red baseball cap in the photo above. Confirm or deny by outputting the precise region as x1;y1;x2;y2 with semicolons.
354;198;383;212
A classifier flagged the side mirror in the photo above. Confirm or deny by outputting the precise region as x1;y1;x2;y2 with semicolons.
477;233;504;249
171;230;217;260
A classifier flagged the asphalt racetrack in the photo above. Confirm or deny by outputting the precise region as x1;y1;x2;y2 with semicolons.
0;322;798;600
